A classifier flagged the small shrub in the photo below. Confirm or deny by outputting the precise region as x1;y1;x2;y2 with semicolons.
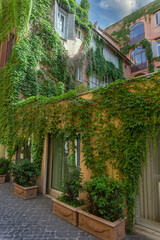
9;159;41;187
0;158;10;175
84;175;126;222
58;156;84;207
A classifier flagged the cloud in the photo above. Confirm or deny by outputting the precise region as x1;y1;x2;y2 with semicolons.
99;0;153;17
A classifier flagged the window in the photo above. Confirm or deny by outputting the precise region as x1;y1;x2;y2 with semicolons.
58;12;66;38
89;75;114;89
130;22;144;44
54;0;75;40
130;46;147;73
155;11;160;27
158;41;160;56
76;67;83;82
76;28;82;40
152;41;160;58
75;134;80;167
16;139;32;161
89;75;100;89
92;38;97;51
103;75;115;84
103;46;119;69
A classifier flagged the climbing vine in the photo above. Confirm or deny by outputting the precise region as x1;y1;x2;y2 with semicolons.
106;0;160;72
87;35;124;81
1;0;160;233
2;70;160;231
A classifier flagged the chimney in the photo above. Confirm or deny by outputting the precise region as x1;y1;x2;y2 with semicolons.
94;21;98;30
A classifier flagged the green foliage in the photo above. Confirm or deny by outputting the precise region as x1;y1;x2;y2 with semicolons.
9;159;41;187
121;39;154;73
2;70;160;231
87;36;124;81
108;0;160;72
0;158;10;175
58;155;84;207
85;175;126;222
80;0;90;12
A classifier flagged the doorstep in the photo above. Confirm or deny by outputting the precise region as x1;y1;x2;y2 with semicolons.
134;224;160;240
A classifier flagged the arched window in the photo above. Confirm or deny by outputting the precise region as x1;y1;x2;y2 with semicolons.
130;22;144;44
130;46;147;73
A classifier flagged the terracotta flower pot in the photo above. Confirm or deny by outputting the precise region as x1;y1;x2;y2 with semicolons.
13;183;38;200
77;209;126;240
53;199;78;226
0;174;6;184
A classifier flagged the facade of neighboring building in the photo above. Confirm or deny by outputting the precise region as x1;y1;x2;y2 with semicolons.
105;1;160;78
52;1;131;89
105;2;160;237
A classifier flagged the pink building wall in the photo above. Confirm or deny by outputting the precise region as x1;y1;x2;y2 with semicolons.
105;11;160;78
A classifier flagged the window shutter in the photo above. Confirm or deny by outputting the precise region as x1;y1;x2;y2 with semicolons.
67;14;75;40
54;0;59;31
0;41;8;69
158;12;160;26
152;41;158;58
79;68;83;82
75;68;78;80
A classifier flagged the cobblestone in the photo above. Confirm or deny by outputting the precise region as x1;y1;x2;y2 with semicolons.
0;183;149;240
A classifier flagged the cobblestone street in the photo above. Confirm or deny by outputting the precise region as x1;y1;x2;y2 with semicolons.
0;183;149;240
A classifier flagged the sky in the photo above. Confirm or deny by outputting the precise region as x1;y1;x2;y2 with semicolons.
76;0;154;29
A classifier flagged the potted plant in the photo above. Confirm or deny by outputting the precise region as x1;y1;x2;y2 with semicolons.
0;158;10;183
9;159;41;199
77;175;126;240
53;156;84;226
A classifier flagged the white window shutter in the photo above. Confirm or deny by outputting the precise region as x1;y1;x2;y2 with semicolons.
76;68;78;80
79;68;83;82
152;41;158;58
67;14;75;40
54;0;59;31
92;39;97;51
158;12;160;25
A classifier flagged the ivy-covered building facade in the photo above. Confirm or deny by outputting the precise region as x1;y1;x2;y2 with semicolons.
1;1;160;239
0;0;130;157
105;0;160;78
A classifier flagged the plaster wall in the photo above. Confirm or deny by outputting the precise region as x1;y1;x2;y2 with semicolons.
63;35;83;59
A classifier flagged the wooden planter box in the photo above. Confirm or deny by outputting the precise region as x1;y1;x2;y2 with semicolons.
0;174;6;184
77;209;126;240
13;183;38;200
53;199;78;226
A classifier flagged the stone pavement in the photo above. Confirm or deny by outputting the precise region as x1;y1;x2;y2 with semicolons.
0;183;149;240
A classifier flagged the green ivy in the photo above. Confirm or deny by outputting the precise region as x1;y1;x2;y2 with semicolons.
107;0;160;72
2;71;160;231
87;35;124;81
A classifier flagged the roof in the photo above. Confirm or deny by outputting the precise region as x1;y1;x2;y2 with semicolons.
92;27;131;64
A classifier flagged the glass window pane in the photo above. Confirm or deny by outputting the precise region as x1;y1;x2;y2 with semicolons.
135;46;142;54
158;45;160;57
52;136;68;190
135;54;141;65
134;28;140;37
140;26;144;35
142;52;146;63
130;31;133;39
130;22;143;30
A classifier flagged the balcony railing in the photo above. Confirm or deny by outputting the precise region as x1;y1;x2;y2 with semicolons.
131;62;147;73
130;33;145;44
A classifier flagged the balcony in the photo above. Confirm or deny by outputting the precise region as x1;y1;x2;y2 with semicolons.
131;62;147;73
130;33;145;44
